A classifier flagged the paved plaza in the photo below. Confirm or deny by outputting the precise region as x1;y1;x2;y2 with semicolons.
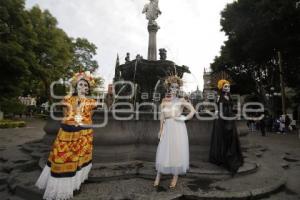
0;119;299;199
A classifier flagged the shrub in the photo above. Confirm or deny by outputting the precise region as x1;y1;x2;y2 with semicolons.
0;120;26;128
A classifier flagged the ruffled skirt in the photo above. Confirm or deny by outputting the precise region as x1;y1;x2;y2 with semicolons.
35;124;93;200
155;118;189;175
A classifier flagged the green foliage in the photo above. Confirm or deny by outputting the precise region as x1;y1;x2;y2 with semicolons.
0;97;26;115
27;6;73;100
67;38;99;77
0;119;26;128
0;1;101;107
0;0;33;101
211;0;300;99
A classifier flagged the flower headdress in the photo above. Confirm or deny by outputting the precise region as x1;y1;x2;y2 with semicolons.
211;71;234;90
217;79;230;90
69;71;96;88
164;75;183;88
163;64;184;88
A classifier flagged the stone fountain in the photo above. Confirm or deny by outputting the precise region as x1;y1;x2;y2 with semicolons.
36;0;267;190
1;1;286;199
113;0;190;107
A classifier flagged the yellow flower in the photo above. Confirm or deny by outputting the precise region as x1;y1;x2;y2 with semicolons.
217;79;230;90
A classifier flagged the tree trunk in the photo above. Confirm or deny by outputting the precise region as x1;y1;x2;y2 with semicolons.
42;79;52;104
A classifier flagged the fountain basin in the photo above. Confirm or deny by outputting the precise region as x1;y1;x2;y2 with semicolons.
43;111;249;163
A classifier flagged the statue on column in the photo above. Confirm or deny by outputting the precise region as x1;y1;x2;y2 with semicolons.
142;0;161;25
125;52;130;63
159;48;167;60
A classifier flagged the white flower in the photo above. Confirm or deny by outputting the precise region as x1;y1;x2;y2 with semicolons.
85;71;91;76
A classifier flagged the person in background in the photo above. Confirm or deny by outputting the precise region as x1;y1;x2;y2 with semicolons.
260;115;266;137
285;115;291;133
248;119;255;132
274;117;280;133
266;115;273;132
279;115;285;134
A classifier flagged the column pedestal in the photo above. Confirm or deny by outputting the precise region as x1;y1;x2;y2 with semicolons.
147;23;159;61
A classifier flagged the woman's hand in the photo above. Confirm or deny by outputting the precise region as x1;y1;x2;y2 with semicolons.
158;129;162;140
180;98;196;120
174;115;187;121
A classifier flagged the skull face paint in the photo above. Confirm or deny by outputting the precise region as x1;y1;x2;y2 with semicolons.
169;83;179;96
76;79;89;96
222;83;230;93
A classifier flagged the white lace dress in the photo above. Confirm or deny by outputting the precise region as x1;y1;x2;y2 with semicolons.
155;97;190;175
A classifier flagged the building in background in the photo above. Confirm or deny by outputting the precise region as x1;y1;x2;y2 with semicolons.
202;68;217;112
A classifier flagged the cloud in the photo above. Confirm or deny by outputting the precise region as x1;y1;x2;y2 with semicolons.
25;0;233;92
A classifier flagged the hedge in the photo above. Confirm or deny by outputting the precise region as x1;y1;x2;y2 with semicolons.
0;120;26;128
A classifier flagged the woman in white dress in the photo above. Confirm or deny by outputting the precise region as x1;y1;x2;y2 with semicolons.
154;75;196;188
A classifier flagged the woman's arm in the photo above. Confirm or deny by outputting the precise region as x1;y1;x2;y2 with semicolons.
62;96;71;117
184;98;196;120
175;98;196;121
159;99;166;139
89;98;98;110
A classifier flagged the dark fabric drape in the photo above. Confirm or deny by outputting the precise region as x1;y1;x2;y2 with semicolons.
209;94;244;174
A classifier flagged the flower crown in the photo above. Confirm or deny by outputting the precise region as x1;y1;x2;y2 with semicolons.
164;75;183;88
217;79;230;90
69;71;96;88
211;71;233;90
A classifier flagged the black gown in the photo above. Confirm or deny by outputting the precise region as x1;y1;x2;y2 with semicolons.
209;94;244;174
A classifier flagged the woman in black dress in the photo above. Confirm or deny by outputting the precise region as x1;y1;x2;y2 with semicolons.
209;79;244;175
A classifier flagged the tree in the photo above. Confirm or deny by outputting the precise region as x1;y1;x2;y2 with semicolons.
27;6;73;101
0;0;34;102
68;38;99;76
0;2;102;113
211;0;300;104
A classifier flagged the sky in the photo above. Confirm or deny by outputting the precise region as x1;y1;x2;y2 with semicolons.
25;0;234;92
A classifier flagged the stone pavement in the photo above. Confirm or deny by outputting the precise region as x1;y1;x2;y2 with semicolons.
0;118;45;150
0;120;299;199
246;131;300;200
0;118;46;199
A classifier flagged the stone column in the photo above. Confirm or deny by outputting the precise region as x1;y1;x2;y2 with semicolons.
147;23;159;61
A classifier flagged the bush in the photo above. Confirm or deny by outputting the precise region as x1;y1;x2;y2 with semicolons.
0;120;26;128
0;98;26;116
35;113;48;120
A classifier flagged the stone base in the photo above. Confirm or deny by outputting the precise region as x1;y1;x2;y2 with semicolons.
86;161;258;182
0;140;288;200
7;161;285;200
43;114;250;163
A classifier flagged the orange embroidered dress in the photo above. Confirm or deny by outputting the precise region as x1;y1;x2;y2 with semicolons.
36;95;96;200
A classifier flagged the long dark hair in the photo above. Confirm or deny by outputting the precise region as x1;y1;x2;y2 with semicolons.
72;79;91;96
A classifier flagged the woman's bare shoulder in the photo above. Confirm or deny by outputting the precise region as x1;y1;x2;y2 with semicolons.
161;97;169;105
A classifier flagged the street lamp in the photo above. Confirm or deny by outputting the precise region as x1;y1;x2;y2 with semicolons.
277;51;286;115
